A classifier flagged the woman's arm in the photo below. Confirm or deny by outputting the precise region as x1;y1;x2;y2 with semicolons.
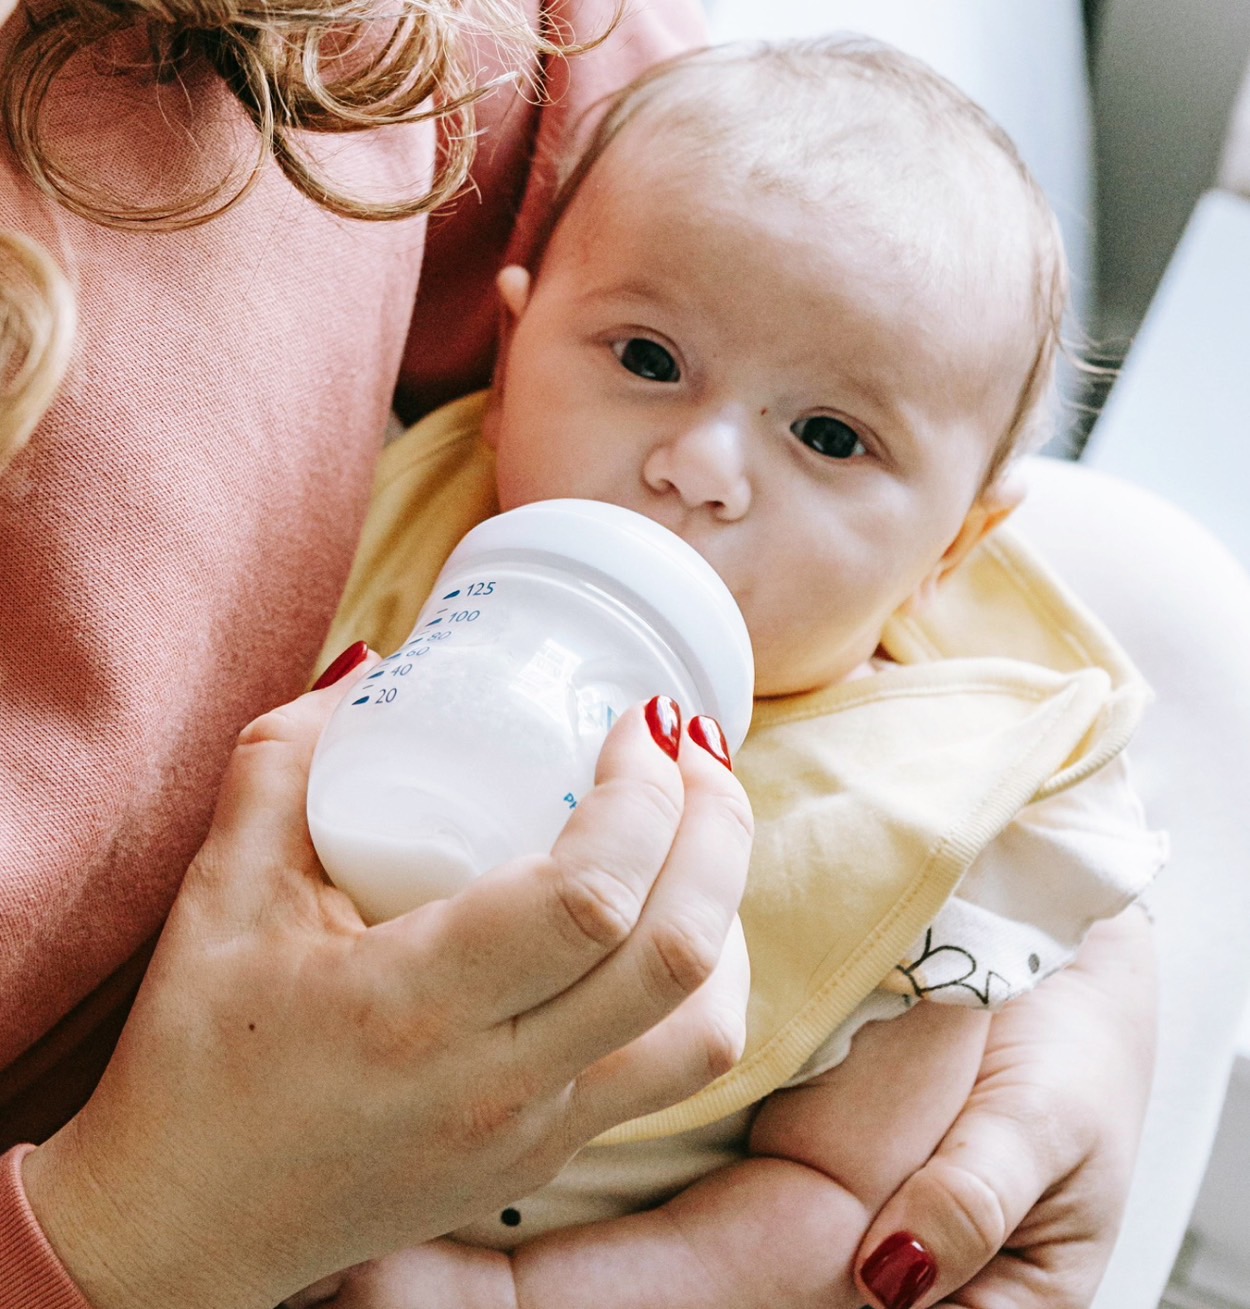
10;677;753;1309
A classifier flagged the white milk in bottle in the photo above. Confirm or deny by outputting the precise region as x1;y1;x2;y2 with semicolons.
307;499;754;922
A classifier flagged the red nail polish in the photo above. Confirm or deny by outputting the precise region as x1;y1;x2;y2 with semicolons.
861;1232;937;1309
644;695;682;760
688;715;732;771
312;641;369;690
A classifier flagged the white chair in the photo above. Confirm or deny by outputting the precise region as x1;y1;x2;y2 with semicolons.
1016;458;1250;1307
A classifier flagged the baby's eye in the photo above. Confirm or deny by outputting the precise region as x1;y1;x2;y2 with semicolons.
614;338;681;383
790;415;866;460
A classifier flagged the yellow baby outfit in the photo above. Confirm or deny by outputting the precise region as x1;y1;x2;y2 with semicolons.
324;394;1162;1182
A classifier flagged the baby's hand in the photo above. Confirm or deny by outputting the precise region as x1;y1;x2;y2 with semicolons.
282;1241;514;1309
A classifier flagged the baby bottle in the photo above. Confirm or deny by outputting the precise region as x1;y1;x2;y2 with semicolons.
306;499;755;923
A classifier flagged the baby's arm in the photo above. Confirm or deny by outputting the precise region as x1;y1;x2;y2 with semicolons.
291;1002;989;1309
282;1242;516;1309
510;1000;991;1309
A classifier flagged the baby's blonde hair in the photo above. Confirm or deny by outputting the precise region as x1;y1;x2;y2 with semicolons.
543;37;1070;486
5;0;617;229
0;231;75;472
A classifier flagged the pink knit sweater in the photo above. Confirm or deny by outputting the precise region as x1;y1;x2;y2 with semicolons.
0;2;704;1299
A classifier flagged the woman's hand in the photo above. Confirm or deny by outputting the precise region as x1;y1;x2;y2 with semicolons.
854;907;1157;1309
22;670;753;1309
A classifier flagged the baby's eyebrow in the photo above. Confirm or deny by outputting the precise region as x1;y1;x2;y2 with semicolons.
573;276;678;314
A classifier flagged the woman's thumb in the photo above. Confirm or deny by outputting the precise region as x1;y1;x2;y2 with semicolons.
854;1113;1041;1309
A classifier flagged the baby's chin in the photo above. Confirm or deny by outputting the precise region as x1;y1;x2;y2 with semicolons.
750;649;881;700
750;662;819;700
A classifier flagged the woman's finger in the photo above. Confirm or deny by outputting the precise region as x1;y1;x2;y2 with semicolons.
932;1236;1104;1309
855;1124;1051;1309
180;649;379;928
856;911;1155;1309
369;697;695;1022
570;911;751;1137
515;706;759;1094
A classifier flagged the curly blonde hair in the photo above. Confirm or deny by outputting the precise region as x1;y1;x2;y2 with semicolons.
4;0;615;229
0;230;76;472
0;0;618;459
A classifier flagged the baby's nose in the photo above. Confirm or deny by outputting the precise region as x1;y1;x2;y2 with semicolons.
642;415;752;520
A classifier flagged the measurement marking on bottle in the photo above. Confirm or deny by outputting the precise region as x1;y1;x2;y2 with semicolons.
442;589;461;599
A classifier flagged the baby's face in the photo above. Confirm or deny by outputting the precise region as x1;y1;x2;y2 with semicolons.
486;133;1033;696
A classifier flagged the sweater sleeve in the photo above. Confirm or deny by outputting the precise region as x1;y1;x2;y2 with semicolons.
0;1147;92;1309
0;0;709;1293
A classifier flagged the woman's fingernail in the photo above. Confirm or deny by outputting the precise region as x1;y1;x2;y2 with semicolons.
688;715;732;770
644;695;682;760
312;641;369;690
861;1232;937;1309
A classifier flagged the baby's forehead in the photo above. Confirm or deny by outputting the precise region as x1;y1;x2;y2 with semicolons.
620;60;1023;223
584;69;1041;335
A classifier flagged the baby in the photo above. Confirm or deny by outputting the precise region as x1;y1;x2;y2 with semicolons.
305;36;1163;1309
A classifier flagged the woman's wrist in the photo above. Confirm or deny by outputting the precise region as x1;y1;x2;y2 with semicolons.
24;1120;185;1309
1;1144;93;1309
21;1117;269;1309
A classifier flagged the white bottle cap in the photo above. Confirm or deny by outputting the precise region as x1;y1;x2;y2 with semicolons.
438;499;755;749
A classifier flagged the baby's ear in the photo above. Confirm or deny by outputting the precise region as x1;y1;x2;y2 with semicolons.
908;470;1027;610
497;264;532;321
482;265;532;450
